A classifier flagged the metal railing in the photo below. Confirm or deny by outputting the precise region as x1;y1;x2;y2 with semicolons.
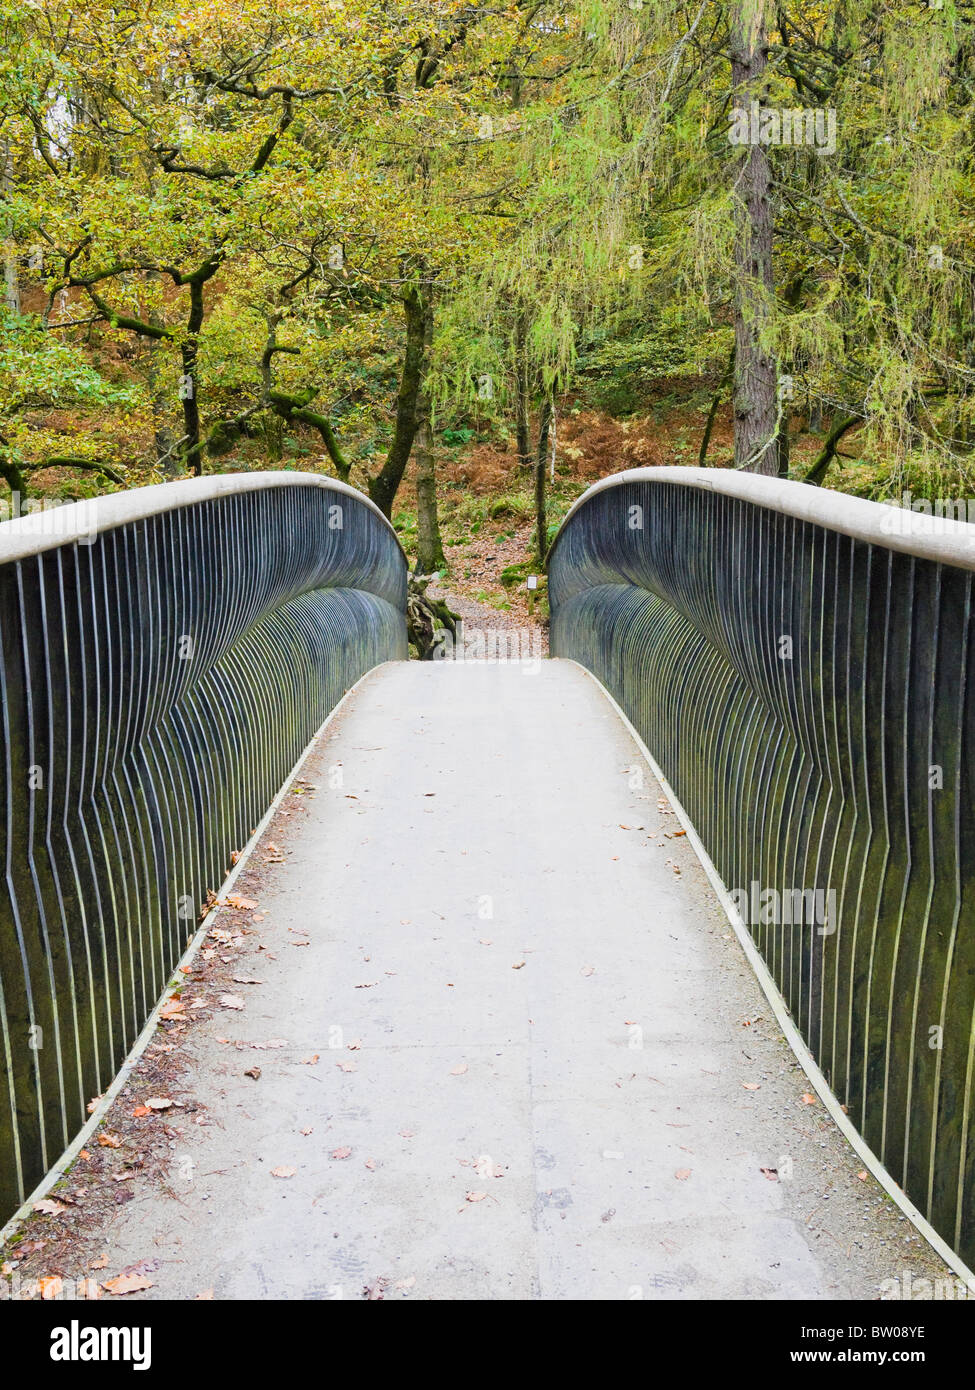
548;466;975;1270
0;473;406;1221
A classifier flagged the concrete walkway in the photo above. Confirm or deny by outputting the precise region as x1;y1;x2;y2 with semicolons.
36;660;953;1299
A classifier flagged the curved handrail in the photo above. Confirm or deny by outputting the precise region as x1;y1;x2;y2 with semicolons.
548;465;975;572
548;465;975;1271
0;472;406;1221
0;470;405;565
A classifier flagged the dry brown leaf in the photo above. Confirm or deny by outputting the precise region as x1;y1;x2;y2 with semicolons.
330;1146;352;1160
759;1166;779;1181
301;1054;320;1066
103;1274;153;1296
244;1067;261;1080
32;1199;66;1216
226;895;258;910
674;1168;692;1180
511;961;525;970
132;1106;151;1118
39;1276;63;1300
801;1093;817;1105
159;1000;185;1020
270;1165;296;1179
449;1063;468;1076
89;1252;109;1270
219;994;245;1011
580;965;595;977
145;1097;173;1110
364;1158;377;1171
742;1082;761;1091
465;1191;488;1203
96;1132;122;1149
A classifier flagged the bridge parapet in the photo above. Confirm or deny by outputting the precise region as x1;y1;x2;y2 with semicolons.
0;473;406;1221
548;466;975;1270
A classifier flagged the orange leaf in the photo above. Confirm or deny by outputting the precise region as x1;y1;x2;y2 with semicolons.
103;1274;153;1296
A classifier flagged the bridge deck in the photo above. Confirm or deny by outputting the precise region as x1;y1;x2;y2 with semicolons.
58;660;950;1299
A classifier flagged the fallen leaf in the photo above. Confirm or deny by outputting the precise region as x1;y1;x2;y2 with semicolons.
86;1096;103;1114
103;1274;153;1296
801;1093;817;1105
159;1000;185;1020
580;965;595;977
39;1276;63;1300
244;1067;261;1080
331;1147;352;1160
271;1166;296;1179
79;1150;92;1161
89;1252;109;1270
347;1040;361;1051
302;1054;320;1066
465;1191;488;1202
511;961;525;970
449;1063;468;1076
364;1158;377;1170
759;1167;779;1181
219;994;245;1011
96;1132;122;1149
32;1200;66;1216
145;1097;173;1111
226;895;258;910
742;1082;761;1091
336;1061;356;1073
674;1168;692;1180
299;1127;313;1136
132;1106;151;1118
857;1170;869;1182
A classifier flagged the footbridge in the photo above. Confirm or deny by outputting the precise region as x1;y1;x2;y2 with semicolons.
1;468;974;1299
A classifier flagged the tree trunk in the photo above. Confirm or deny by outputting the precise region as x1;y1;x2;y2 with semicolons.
730;1;781;475
368;274;428;518
699;347;735;466
2;143;20;314
534;396;552;564
147;278;178;476
415;298;445;573
180;277;206;476
514;311;531;470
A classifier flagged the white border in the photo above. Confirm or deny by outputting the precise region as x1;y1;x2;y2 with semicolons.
570;658;975;1289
